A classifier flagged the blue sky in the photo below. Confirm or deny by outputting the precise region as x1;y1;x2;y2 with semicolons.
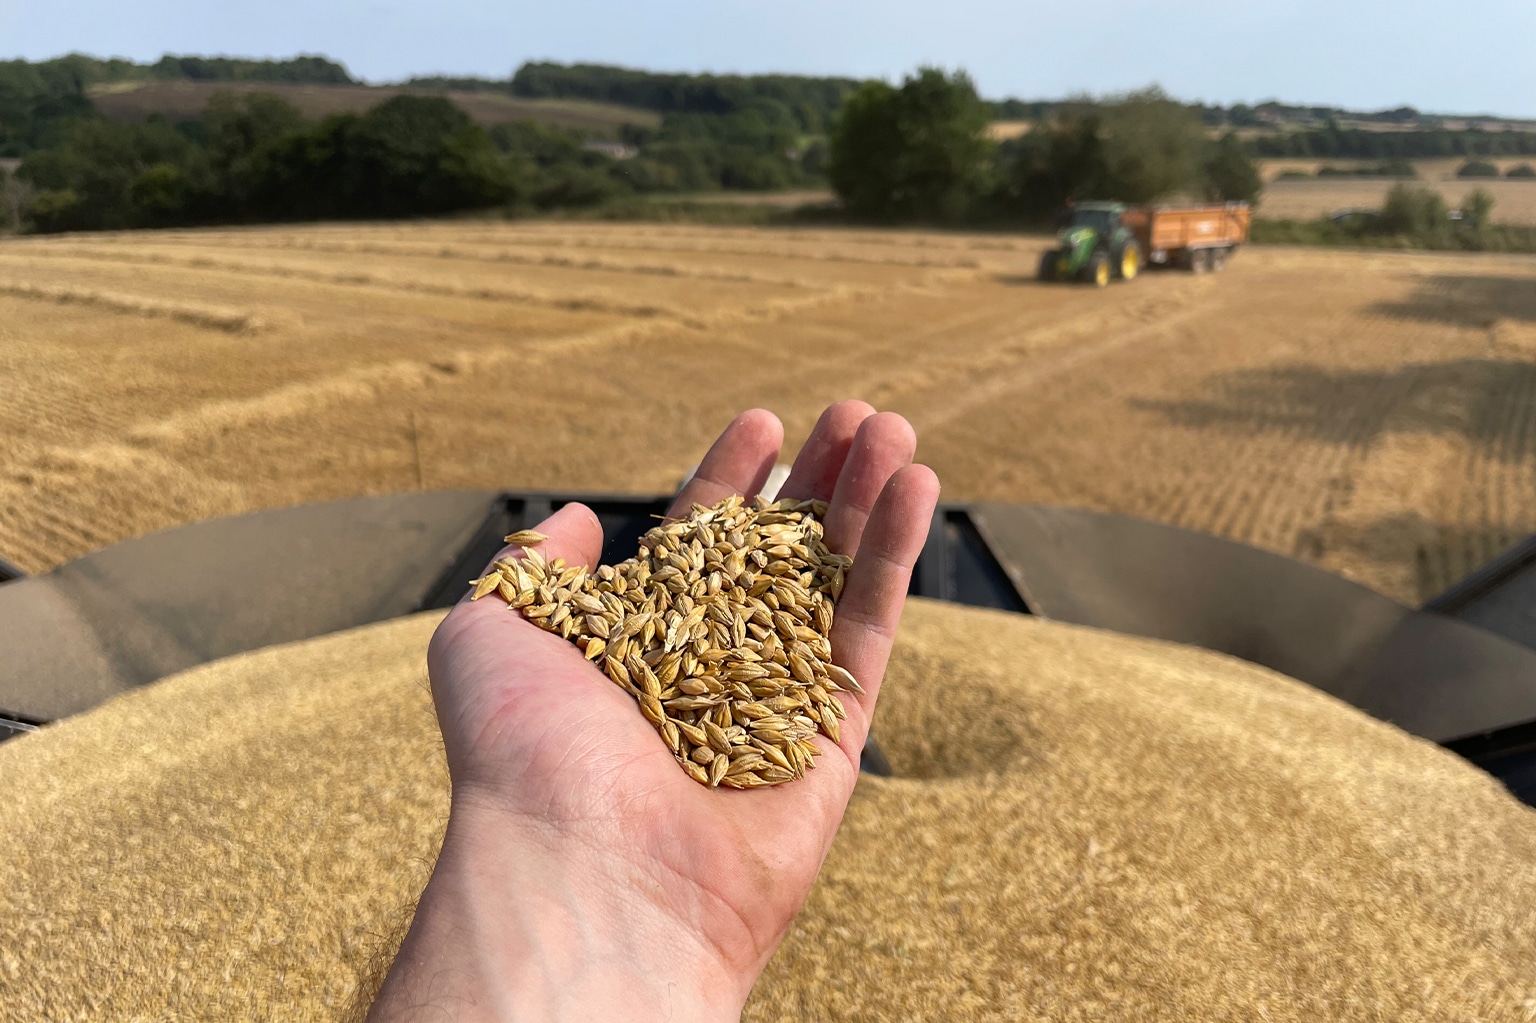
4;0;1535;117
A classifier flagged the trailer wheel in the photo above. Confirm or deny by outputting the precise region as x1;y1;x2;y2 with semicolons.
1115;239;1142;281
1190;248;1212;274
1210;247;1230;272
1086;251;1111;287
1038;250;1058;282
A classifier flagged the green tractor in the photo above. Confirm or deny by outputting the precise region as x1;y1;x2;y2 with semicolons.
1038;201;1142;287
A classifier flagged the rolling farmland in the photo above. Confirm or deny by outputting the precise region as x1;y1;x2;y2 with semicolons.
87;80;661;131
1261;177;1536;224
1257;157;1536;224
2;221;1535;605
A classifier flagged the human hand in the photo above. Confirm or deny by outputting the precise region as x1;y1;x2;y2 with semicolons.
368;401;940;1022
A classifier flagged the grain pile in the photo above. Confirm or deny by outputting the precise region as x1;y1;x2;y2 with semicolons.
469;495;857;788
2;601;1533;1021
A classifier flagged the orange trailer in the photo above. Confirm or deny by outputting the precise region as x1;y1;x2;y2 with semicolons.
1121;202;1252;273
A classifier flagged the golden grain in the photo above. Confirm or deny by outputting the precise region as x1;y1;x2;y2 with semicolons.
503;529;549;547
470;494;854;787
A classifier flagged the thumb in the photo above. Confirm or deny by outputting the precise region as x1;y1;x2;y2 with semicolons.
469;502;606;601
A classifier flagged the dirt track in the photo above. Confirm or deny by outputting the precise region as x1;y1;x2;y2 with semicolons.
2;222;1535;604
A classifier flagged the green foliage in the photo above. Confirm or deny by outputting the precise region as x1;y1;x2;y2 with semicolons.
1461;187;1495;230
999;90;1262;217
0;53;352;158
19;117;202;230
510;62;860;134
1260;182;1512;252
252;96;517;220
1252;215;1536;253
17;92;517;232
1204;132;1264;201
0;58;104;157
640;103;811;192
1508;164;1536;178
1091;89;1209;202
1315;160;1417;177
1457;159;1500;178
490;120;637;208
1253;126;1536;159
403;76;509;93
2;166;33;232
148;54;352;84
828;68;991;221
1379;182;1450;237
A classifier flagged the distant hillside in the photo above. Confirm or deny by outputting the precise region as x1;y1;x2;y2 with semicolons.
87;80;659;132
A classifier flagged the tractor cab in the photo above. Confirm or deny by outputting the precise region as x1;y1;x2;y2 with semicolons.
1040;200;1142;287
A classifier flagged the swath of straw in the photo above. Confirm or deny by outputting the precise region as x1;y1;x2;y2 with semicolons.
470;495;861;788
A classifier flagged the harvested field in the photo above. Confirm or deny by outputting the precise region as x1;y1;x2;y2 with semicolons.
1260;176;1536;224
3;222;1536;605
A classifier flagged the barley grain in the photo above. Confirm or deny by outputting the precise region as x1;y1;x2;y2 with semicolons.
468;494;855;788
503;530;550;547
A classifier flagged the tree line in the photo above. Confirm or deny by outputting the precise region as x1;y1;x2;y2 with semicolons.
17;93;516;231
0;53;353;157
9;56;1535;238
1252;124;1536;159
7;87;830;232
829;70;1261;223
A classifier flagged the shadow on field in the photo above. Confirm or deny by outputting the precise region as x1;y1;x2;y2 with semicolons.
1134;358;1536;457
1293;511;1525;604
1370;274;1536;327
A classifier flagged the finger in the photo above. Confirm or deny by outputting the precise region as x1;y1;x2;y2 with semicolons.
435;502;608;687
827;464;940;750
666;409;784;520
777;400;876;503
820;412;918;557
459;502;605;605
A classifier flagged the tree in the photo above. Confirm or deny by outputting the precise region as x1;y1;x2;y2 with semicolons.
1458;160;1500;178
203;91;305;216
827;67;991;220
1092;88;1209;202
256;95;517;220
1460;187;1495;231
1380;183;1449;239
1;164;32;231
1204;131;1264;202
18;117;199;230
1002;88;1242;218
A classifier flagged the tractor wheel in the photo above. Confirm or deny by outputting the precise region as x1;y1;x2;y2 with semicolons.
1085;251;1111;288
1115;239;1142;282
1038;250;1058;282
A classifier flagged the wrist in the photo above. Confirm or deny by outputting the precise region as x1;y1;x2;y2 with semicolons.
368;803;745;1023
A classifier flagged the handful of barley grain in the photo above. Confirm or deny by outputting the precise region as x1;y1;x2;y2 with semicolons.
469;494;860;788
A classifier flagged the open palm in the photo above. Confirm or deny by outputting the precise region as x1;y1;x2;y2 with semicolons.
379;402;938;1021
